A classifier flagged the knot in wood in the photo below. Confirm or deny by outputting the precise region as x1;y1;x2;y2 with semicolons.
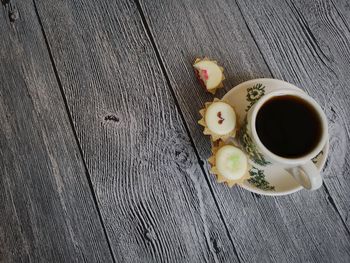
144;228;155;242
175;147;189;161
174;145;192;169
1;0;10;5
212;238;222;253
9;8;19;22
169;135;193;169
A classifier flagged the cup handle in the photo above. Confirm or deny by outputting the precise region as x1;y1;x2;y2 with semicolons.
290;161;323;190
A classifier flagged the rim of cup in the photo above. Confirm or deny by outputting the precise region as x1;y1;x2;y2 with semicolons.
250;89;329;165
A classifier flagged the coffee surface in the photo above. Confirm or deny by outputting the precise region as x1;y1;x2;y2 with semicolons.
255;95;322;158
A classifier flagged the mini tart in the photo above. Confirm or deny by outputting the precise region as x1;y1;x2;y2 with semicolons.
208;141;250;187
193;58;225;94
198;98;237;141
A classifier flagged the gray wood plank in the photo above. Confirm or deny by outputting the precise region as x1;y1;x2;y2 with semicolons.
0;1;113;262
333;0;350;27
33;0;242;262
323;0;350;226
235;0;350;231
137;0;350;262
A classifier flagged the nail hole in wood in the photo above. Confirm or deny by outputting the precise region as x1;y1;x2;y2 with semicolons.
104;115;119;122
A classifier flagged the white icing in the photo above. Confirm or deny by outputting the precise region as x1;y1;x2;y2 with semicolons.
205;102;236;135
193;60;222;90
216;145;248;180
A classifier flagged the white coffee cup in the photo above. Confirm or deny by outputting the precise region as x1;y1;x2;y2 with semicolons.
238;89;328;190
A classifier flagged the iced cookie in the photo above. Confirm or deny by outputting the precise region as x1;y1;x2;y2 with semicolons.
208;142;250;187
198;99;237;141
193;58;224;94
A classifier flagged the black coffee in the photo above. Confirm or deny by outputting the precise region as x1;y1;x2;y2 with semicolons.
255;95;322;158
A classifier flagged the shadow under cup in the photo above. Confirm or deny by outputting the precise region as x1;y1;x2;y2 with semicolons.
252;92;328;163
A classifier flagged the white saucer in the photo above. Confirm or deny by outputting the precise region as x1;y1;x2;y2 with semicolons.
222;78;329;196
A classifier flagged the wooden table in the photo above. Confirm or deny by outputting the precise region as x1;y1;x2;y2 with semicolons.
1;0;350;262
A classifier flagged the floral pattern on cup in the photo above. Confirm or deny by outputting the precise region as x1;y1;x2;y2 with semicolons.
222;78;329;194
246;83;266;112
248;167;275;191
239;117;271;166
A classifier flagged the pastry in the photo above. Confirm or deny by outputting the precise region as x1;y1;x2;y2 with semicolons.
193;58;224;94
208;141;250;187
198;98;237;141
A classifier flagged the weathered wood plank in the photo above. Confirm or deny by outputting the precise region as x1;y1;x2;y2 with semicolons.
324;0;350;225
138;0;350;261
333;0;350;27
33;0;241;262
0;1;113;262
236;0;350;231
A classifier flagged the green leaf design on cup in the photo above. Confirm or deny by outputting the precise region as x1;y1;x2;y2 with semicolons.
246;83;266;112
248;167;275;191
239;118;271;166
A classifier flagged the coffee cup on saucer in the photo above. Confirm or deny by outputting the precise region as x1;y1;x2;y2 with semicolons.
239;89;328;190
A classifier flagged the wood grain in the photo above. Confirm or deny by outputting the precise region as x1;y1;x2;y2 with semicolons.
326;0;350;226
33;0;241;262
0;1;113;262
138;0;350;261
236;0;350;232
